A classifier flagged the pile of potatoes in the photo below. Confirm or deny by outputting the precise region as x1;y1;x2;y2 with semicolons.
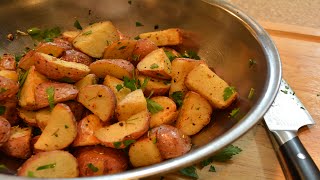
0;21;237;178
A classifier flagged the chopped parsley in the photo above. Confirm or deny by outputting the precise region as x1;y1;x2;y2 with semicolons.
134;36;140;40
83;30;92;35
223;86;236;101
229;108;240;118
0;105;6;115
209;165;216;172
248;88;255;100
64;125;69;129
27;27;61;42
118;46;127;50
181;50;200;60
59;77;74;83
46;87;55;110
249;59;257;68
123;139;136;147
123;76;138;91
170;91;184;108
0;164;7;170
152;137;157;144
14;54;23;62
116;84;124;91
17;69;29;98
139;77;150;89
135;21;144;27
74;20;83;30
27;27;41;35
150;63;159;69
211;145;242;162
280;90;288;94
146;98;163;114
164;50;177;61
132;54;140;61
27;171;35;177
179;166;198;179
113;141;122;149
0;88;7;93
87;163;99;172
36;163;56;170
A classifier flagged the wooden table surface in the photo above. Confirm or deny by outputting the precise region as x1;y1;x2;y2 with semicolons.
162;22;320;180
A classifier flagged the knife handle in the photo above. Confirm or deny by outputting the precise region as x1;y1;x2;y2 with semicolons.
279;135;320;180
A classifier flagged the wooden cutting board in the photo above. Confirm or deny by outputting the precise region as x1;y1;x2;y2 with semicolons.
162;22;320;180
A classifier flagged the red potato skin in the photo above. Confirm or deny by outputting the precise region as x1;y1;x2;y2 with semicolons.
0;97;19;125
0;54;16;70
61;50;93;66
0;76;19;101
18;50;36;70
151;125;191;159
0;117;10;146
64;101;85;121
36;38;72;57
34;82;78;109
74;146;128;177
129;39;158;64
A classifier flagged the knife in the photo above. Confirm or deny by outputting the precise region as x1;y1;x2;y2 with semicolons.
264;79;320;180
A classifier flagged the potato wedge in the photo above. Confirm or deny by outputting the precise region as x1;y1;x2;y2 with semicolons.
77;85;116;122
129;39;158;63
149;96;177;128
34;103;77;151
0;76;19;101
34;82;78;109
151;125;191;159
0;97;19;125
74;74;98;90
0;54;16;70
116;89;147;121
103;39;137;60
0;117;10;146
61;49;93;66
90;59;134;79
72;114;102;147
34;52;90;82
62;30;80;42
137;75;171;96
129;135;163;167
137;48;172;80
18;50;36;70
175;91;212;135
74;146;128;177
0;70;18;82
1;126;32;159
94;110;150;148
185;64;238;108
35;108;51;130
17;150;79;178
64;101;85;121
19;66;48;109
169;58;205;96
73;21;120;58
36;39;72;57
138;28;182;46
18;109;37;126
103;75;131;103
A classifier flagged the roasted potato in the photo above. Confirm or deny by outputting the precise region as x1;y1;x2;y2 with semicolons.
129;39;158;63
0;117;10;146
175;91;212;135
151;125;191;159
35;108;51;130
0;54;16;70
34;103;77;151
64;101;85;121
137;48;172;80
61;49;93;66
116;89;147;121
0;70;18;82
103;39;137;60
149;96;177;128
0;76;19;101
34;52;90;82
19;66;48;109
74;146;128;177
77;85;116;122
36;39;72;57
1;126;32;159
103;75;131;103
138;28;182;46
18;50;36;70
94;110;150;149
169;58;205;96
129;135;162;167
137;75;171;96
62;30;80;42
72;114;103;147
0;97;19;125
74;74;98;90
73;21;120;58
89;59;135;79
17;150;79;178
34;82;78;109
185;64;238;108
18;109;37;126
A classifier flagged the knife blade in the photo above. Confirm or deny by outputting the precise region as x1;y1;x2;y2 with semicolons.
264;79;320;180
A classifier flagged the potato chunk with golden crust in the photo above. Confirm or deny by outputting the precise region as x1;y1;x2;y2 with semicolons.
0;117;10;147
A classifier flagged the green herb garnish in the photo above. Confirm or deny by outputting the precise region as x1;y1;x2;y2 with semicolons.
134;36;140;40
123;139;136;147
139;77;150;89
0;88;7;93
123;76;137;91
116;84;124;91
74;20;83;30
36;163;56;170
83;30;92;35
170;91;184;108
181;50;200;60
65;125;69;129
59;77;74;83
146;98;163;114
46;87;55;110
0;105;6;115
131;54;140;61
27;27;61;42
223;86;236;101
164;50;177;61
0;164;7;170
27;27;41;35
152;137;157;144
113;142;122;149
27;171;35;177
118;46;127;50
280;90;288;94
248;88;255;100
229;108;240;118
14;54;23;62
87;163;99;172
150;63;159;69
179;166;198;179
209;165;216;172
211;145;242;162
135;21;144;27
